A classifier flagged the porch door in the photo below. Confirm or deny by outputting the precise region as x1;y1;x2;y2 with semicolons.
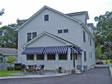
73;54;75;68
73;54;77;68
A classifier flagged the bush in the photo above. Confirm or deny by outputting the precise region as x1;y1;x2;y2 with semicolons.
14;63;22;70
7;66;14;71
110;60;112;63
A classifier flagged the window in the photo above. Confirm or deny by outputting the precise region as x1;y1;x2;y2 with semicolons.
27;33;31;42
58;30;62;33
64;29;68;33
36;54;44;60
83;31;86;42
27;32;37;42
47;54;55;60
58;54;67;60
26;54;34;60
44;15;49;21
90;38;92;46
32;32;37;39
84;51;86;62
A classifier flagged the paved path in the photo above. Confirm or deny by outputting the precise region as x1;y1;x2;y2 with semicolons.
0;68;112;84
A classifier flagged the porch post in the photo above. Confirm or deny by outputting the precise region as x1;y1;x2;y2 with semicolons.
81;52;84;71
67;47;71;74
56;54;58;61
75;54;77;69
34;54;36;61
44;54;47;61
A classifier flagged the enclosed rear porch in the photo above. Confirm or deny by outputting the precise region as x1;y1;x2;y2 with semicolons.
22;46;82;72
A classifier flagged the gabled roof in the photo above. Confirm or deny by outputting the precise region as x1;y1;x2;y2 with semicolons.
23;31;81;49
66;11;89;20
16;6;82;31
0;48;17;56
16;5;94;40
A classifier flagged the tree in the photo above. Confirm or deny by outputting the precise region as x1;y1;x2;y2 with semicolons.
0;8;5;16
6;56;16;64
0;19;27;48
0;8;5;25
95;44;103;60
94;11;112;60
0;26;18;48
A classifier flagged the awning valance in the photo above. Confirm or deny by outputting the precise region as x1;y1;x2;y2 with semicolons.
43;46;68;54
22;46;81;55
22;47;44;54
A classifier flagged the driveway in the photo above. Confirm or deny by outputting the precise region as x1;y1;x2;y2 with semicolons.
0;68;112;84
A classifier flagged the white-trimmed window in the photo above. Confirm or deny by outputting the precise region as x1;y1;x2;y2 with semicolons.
58;30;62;33
58;54;67;60
44;15;49;21
36;54;44;60
90;38;92;46
64;29;68;33
83;31;86;42
47;54;55;60
26;54;34;60
27;32;37;42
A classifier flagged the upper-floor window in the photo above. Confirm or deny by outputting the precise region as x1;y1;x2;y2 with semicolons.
27;33;31;42
64;29;68;33
32;32;37;39
83;31;86;42
44;15;49;21
58;29;69;34
27;32;37;42
90;38;92;46
58;30;62;33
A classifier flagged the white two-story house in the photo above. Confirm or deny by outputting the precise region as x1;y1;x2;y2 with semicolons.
17;6;95;71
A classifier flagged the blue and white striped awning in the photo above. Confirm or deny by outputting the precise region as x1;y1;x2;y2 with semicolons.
22;47;44;54
22;46;81;55
72;48;79;54
43;46;68;54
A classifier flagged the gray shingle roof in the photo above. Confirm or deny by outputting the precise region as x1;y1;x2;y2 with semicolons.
66;11;89;19
0;48;17;56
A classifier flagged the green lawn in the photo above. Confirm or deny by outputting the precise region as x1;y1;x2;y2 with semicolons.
0;70;22;77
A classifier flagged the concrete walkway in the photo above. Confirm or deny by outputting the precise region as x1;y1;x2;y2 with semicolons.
0;68;112;84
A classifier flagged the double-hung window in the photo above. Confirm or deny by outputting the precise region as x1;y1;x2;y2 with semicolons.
44;15;49;21
27;32;37;42
32;32;37;39
27;33;31;42
83;31;86;42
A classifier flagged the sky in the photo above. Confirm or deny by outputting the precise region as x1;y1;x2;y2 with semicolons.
0;0;112;27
